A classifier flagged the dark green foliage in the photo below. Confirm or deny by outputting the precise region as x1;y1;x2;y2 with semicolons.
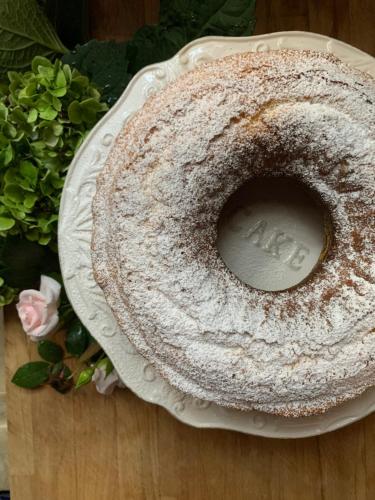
63;0;256;105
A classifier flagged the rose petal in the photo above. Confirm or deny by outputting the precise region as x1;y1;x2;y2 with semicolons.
29;312;59;339
18;289;46;303
40;275;61;305
17;304;42;332
17;292;47;332
16;277;60;341
92;366;119;395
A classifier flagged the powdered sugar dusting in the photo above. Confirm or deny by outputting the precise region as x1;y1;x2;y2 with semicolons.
92;50;375;417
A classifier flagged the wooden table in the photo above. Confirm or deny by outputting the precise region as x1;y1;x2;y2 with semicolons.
6;1;375;499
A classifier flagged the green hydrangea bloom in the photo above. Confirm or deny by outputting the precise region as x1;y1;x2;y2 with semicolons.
0;56;107;305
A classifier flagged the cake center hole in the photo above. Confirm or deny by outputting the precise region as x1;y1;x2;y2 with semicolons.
216;178;330;292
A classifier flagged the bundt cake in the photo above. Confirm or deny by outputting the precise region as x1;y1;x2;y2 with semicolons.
92;50;375;416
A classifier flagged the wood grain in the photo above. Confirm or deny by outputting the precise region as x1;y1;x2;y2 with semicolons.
255;0;375;55
6;307;375;500
87;0;375;57
6;1;375;498
88;0;159;41
6;300;375;500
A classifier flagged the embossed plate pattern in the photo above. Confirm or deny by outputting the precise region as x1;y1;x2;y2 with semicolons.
59;32;375;438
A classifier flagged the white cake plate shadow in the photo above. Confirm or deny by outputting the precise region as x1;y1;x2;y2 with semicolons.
59;32;375;439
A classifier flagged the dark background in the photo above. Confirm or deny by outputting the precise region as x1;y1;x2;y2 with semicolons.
86;0;374;55
44;0;375;56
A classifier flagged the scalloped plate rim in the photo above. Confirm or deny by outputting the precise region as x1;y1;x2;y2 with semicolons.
59;32;375;439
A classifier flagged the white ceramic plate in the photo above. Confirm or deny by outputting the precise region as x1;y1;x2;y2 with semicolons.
59;31;375;438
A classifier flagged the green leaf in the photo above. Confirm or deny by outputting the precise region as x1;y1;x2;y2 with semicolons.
11;361;50;388
75;366;94;389
4;184;24;203
23;192;38;209
62;64;71;83
39;106;58;120
79;98;108;125
42;126;59;147
9;108;28;126
52;122;63;136
51;95;62;111
1;143;13;165
129;27;184;74
49;86;66;97
31;55;51;73
63;40;132;106
20;160;38;186
0;0;68;69
49;360;64;376
37;340;64;363
0;102;8;120
27;108;38;123
38;234;51;245
65;320;90;357
0;216;15;231
52;362;71;379
63;0;256;106
55;68;66;88
3;122;17;138
67;100;81;124
0;279;18;306
160;0;256;38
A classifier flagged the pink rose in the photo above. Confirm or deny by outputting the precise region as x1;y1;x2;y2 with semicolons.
16;275;61;342
92;364;124;395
